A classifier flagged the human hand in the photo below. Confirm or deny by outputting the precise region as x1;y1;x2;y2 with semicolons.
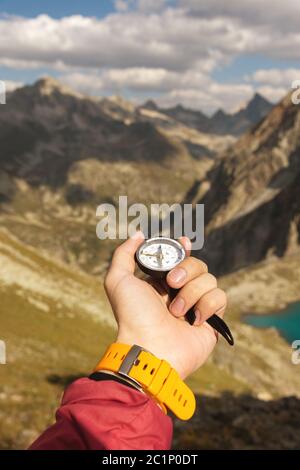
104;232;227;380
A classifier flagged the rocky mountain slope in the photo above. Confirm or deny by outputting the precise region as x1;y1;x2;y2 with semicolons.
196;91;300;275
141;93;273;136
142;100;211;133
209;93;273;136
0;77;234;272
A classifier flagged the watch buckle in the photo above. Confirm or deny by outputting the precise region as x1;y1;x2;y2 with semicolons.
118;344;146;377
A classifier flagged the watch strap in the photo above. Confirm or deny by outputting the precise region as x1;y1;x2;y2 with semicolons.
94;343;196;420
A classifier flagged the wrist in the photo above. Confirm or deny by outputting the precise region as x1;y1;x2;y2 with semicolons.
93;342;196;420
92;370;166;413
116;330;189;380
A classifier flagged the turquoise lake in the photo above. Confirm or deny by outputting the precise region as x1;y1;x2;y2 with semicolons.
244;301;300;343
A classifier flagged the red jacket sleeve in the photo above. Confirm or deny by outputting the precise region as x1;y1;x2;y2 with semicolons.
29;378;173;450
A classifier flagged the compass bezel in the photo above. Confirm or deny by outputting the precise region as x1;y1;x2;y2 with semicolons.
136;237;186;273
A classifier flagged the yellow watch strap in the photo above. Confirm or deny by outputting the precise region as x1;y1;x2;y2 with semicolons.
94;343;196;420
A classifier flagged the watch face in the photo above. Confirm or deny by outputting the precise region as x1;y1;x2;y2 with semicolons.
136;237;185;272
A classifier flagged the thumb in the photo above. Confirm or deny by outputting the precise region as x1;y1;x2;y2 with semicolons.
105;231;145;292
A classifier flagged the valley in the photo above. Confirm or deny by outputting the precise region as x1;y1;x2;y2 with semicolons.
0;78;299;449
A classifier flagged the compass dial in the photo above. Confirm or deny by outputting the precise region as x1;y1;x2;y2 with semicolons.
136;237;185;272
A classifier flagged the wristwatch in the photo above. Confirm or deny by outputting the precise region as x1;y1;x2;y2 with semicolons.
93;343;196;421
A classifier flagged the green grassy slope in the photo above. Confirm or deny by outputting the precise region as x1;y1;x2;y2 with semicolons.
0;228;299;449
0;228;115;449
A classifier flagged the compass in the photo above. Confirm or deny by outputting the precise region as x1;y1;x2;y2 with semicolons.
135;237;234;346
136;237;185;276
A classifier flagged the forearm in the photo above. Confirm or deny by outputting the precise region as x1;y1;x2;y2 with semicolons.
29;378;173;450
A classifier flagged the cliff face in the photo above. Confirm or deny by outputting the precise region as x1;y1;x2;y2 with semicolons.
197;92;300;274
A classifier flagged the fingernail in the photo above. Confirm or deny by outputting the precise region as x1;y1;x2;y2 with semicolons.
168;268;186;284
130;231;144;240
170;297;185;315
185;238;192;251
194;308;202;326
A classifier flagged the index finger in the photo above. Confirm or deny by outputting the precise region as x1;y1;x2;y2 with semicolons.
166;256;208;288
178;236;192;256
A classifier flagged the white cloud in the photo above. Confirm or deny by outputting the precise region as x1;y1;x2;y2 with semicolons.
180;0;300;33
248;68;300;87
255;86;286;103
60;68;255;114
0;12;245;72
105;67;176;90
60;66;211;96
180;0;300;61
60;67;207;95
60;72;105;94
0;3;298;112
245;68;300;103
104;67;212;92
157;82;255;114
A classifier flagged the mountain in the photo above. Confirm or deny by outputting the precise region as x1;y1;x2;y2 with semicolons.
142;99;159;111
98;95;137;123
0;76;231;179
0;77;234;272
141;93;273;137
195;91;300;275
209;93;274;136
146;103;211;133
244;92;273;123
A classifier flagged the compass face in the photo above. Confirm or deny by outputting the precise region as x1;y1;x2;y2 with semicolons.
136;237;185;272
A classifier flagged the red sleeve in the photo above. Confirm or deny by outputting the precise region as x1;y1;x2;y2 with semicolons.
29;378;173;450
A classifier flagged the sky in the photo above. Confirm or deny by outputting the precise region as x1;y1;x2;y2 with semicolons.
0;0;300;114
